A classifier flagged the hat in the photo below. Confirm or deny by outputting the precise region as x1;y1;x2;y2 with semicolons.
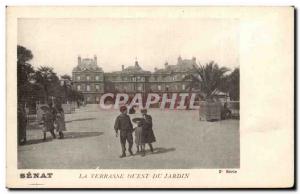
120;106;127;112
40;105;50;111
132;117;144;123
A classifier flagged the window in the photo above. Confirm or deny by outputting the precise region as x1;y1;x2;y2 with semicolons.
158;85;161;91
87;97;90;102
86;85;90;91
173;75;176;81
154;76;158;81
86;75;90;81
77;85;81;91
95;84;100;91
77;76;80;81
138;86;142;91
182;84;186;90
175;85;178;91
95;75;99;81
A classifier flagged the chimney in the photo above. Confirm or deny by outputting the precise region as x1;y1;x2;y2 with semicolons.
178;56;182;63
164;62;169;68
135;60;139;67
78;55;81;65
122;65;125;71
94;55;97;65
154;67;158;71
192;57;196;62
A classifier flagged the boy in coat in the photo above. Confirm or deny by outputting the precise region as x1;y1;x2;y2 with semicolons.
114;106;134;158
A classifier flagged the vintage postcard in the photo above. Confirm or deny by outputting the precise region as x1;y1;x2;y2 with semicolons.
6;6;294;188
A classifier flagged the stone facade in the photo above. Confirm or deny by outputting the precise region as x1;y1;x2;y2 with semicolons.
104;61;151;95
72;56;104;103
149;56;196;94
72;55;195;103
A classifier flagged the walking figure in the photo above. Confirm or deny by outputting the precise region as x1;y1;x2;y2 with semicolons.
140;108;156;157
114;106;134;158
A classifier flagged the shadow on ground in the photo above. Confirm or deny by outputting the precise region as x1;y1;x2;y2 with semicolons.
135;147;176;156
64;131;104;139
65;118;96;123
152;147;176;154
20;132;104;146
22;138;53;146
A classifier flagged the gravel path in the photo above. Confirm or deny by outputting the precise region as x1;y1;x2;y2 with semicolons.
18;105;239;169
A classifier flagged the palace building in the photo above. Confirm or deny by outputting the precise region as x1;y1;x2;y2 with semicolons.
72;55;196;103
72;55;104;103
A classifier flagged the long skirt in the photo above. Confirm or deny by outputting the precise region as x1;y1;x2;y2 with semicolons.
55;119;66;132
142;129;156;144
134;127;144;146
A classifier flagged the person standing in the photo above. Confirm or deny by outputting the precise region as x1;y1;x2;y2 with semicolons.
132;118;145;155
48;102;57;138
55;106;66;139
140;109;156;156
114;106;134;158
40;107;56;141
18;104;27;145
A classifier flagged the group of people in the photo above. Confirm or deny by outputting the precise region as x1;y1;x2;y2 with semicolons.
40;103;66;140
114;106;156;158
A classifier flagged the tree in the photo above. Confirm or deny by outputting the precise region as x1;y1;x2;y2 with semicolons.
69;90;84;102
183;61;229;100
61;74;72;81
225;68;239;101
60;74;73;103
17;45;35;104
34;66;60;102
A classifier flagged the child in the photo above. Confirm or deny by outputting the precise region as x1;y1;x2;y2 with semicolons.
140;109;156;156
114;106;134;158
132;118;145;155
40;107;56;141
55;107;66;139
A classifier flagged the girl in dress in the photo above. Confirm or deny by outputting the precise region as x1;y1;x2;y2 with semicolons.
55;107;66;139
40;106;56;141
132;118;145;155
140;109;156;156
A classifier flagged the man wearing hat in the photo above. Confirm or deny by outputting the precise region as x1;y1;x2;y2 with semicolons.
114;106;134;158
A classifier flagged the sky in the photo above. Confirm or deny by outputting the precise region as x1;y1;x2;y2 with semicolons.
18;18;239;76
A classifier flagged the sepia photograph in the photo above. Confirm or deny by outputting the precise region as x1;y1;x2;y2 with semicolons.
17;18;240;169
6;6;294;188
